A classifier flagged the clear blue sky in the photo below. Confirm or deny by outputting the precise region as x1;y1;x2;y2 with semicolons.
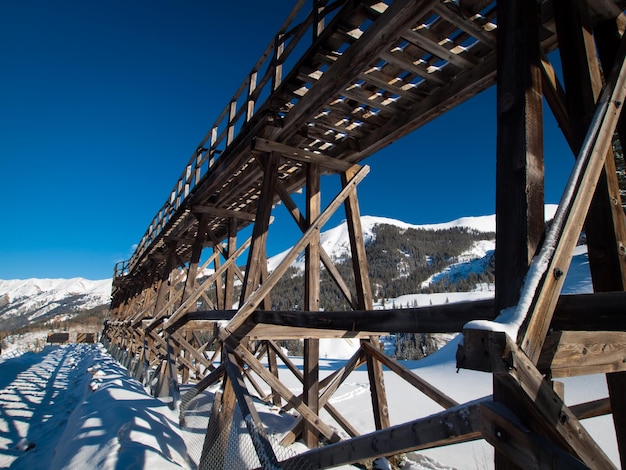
0;1;574;280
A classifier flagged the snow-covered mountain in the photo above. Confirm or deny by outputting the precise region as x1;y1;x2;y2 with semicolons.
0;278;111;329
269;205;558;276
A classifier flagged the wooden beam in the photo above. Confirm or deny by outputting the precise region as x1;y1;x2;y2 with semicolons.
253;137;354;172
538;330;626;377
278;1;441;140
494;0;545;315
274;177;357;308
251;291;626;334
279;401;483;469
360;341;458;410
191;204;256;221
223;351;280;467
239;152;281;306
303;162;321;448
162;236;252;331
480;401;588;469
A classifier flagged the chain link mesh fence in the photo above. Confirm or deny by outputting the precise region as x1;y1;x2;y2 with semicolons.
181;384;316;470
102;339;319;469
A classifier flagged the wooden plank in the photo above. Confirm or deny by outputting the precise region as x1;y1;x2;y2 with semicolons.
494;0;545;319
274;178;357;309
569;398;612;420
239;152;280;306
538;330;626;378
480;401;588;469
178;290;626;335
303;162;321;448
607;371;626;469
223;351;280;467
191;204;256;221
592;20;626;469
162;237;251;331
401;28;478;69
279;0;441;140
361;341;458;410
253;138;354;171
342;164;391;432
279;402;483;469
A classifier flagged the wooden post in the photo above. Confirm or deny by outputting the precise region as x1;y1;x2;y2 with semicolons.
224;217;238;309
342;166;391;432
554;0;626;292
494;1;543;468
494;0;544;315
239;152;280;308
593;17;626;469
153;243;179;320
303;163;321;447
181;213;209;304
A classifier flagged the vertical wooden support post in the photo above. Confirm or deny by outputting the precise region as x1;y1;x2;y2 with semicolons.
554;0;626;292
213;248;224;310
149;244;178;396
273;35;284;91
166;334;180;404
267;346;281;407
593;18;626;469
247;72;257;122
182;213;209;304
494;1;543;468
304;163;321;447
313;0;325;41
342;165;390;431
240;152;280;305
153;242;179;320
227;100;237;146
494;0;545;315
224;218;238;309
199;374;237;469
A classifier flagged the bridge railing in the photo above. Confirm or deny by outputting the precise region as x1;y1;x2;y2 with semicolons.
117;0;348;278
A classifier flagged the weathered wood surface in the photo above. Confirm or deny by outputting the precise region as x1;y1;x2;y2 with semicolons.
279;401;483;469
102;1;626;467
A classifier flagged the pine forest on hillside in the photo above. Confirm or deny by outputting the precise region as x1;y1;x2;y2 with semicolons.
268;224;496;312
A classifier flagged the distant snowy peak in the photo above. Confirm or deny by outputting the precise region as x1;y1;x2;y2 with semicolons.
0;278;111;302
267;205;559;272
0;278;112;329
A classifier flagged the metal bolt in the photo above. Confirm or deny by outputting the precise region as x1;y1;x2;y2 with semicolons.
554;268;564;279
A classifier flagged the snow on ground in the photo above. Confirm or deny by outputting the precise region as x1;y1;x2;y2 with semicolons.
0;343;190;469
0;245;616;469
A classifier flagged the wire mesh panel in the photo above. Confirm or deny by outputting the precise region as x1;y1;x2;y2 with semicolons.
180;384;316;470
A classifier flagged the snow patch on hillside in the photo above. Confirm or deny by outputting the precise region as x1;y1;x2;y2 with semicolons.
0;278;111;326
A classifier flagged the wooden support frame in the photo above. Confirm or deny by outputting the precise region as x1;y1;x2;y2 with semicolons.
101;2;626;467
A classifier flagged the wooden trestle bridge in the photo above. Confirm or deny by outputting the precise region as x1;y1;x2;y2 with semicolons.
102;0;626;468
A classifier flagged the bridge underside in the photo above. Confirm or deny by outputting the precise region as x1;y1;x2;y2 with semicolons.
103;0;626;468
